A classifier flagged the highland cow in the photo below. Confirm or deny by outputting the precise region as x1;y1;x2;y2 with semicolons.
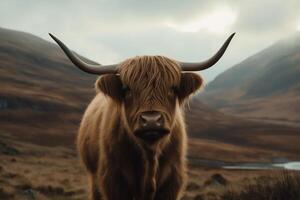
50;33;234;200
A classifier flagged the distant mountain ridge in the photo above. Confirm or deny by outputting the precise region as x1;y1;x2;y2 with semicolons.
201;33;300;122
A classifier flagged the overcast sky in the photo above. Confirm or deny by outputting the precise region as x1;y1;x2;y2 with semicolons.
1;0;300;82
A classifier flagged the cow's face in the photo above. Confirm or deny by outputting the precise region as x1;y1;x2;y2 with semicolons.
96;56;202;145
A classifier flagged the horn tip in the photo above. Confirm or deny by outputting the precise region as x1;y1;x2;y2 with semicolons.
49;33;56;39
48;33;61;45
48;33;59;42
226;33;236;43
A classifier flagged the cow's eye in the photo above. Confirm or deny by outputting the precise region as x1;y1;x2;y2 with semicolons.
122;85;132;99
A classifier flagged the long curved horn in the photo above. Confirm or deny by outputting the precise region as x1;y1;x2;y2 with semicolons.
180;33;235;71
49;33;117;75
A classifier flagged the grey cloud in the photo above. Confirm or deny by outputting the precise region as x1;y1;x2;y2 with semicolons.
0;0;299;81
233;0;300;33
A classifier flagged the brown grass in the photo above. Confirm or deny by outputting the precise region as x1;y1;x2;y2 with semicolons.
222;171;300;200
1;133;300;200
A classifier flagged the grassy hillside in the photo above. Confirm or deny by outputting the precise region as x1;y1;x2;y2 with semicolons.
0;27;96;145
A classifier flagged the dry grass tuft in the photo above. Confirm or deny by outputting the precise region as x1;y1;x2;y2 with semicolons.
221;171;300;200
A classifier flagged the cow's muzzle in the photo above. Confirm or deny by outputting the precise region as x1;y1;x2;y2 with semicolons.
134;128;170;144
134;111;170;143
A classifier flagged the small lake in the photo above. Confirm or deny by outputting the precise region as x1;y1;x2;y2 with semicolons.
223;162;300;170
189;157;300;171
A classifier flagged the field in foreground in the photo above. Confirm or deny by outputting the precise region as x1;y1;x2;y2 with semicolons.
1;132;300;200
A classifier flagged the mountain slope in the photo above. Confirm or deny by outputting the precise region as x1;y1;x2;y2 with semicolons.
0;27;96;145
201;34;300;122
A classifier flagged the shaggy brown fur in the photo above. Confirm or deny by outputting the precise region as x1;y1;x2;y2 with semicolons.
77;56;203;200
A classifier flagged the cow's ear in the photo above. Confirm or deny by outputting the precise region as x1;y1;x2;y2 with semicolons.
95;74;123;102
178;73;203;102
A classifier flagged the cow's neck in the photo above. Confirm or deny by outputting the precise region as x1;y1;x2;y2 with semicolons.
120;126;167;199
143;147;159;200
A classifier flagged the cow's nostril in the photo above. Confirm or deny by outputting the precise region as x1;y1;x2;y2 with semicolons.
155;115;163;126
141;116;148;126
